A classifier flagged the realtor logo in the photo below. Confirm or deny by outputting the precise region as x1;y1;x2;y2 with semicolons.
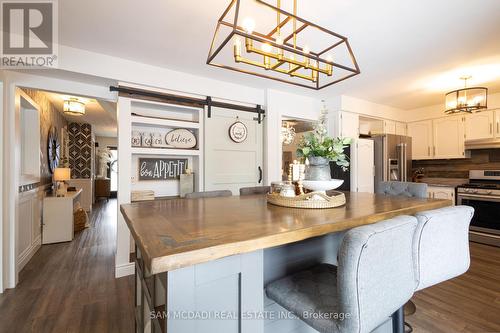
1;1;58;68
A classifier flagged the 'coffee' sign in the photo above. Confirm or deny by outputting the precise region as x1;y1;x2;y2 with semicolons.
139;158;187;180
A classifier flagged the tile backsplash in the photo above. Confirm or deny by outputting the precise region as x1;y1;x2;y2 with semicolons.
413;149;500;178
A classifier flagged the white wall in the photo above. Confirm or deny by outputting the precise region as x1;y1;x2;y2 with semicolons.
265;89;320;184
401;92;500;122
0;79;3;293
58;45;265;107
95;136;118;148
329;95;407;121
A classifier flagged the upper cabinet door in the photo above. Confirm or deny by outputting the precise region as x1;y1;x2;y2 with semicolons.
433;115;465;159
407;120;433;160
465;111;494;140
383;120;396;135
495;111;500;138
395;122;407;136
339;111;359;139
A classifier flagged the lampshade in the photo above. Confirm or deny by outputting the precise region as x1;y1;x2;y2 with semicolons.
53;167;71;181
63;98;85;116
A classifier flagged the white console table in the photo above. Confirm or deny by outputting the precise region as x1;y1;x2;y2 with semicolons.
42;189;82;244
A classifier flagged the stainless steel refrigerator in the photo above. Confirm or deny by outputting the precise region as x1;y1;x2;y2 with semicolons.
373;134;412;184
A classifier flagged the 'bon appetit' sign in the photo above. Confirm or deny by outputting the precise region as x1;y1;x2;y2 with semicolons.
138;158;187;180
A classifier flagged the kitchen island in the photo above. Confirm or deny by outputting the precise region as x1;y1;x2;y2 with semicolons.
121;192;451;333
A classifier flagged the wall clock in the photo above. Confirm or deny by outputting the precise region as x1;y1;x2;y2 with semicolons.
229;121;248;143
47;127;61;173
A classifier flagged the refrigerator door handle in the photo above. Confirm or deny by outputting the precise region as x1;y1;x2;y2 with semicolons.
399;143;406;182
402;143;407;182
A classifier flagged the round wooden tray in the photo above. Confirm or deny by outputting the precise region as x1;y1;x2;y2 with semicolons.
266;191;346;209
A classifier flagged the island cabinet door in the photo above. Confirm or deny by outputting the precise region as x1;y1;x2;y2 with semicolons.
167;250;264;333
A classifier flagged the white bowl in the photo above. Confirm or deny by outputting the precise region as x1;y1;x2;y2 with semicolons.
302;179;344;192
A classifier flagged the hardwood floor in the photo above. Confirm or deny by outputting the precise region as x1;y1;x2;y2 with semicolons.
0;199;499;332
407;242;500;333
0;199;134;333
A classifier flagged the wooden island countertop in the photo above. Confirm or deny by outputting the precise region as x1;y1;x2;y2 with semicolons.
120;192;451;274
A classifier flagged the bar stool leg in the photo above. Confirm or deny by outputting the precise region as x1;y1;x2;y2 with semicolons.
392;306;404;333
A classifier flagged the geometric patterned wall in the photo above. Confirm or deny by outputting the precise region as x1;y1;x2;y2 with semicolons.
69;122;93;179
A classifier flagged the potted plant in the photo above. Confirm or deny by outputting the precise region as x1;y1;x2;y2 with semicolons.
296;107;351;181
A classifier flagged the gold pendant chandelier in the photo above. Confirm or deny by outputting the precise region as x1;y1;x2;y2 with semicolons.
207;0;360;90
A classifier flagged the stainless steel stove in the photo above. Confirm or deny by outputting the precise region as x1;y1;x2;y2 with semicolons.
457;170;500;246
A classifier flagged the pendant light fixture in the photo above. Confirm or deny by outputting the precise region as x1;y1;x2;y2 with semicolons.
445;76;488;114
63;98;86;116
207;0;360;89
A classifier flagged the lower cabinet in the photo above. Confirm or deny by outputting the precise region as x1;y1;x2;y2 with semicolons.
135;249;264;333
17;188;42;272
427;186;455;205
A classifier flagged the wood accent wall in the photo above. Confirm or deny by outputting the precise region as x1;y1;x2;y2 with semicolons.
413;149;500;178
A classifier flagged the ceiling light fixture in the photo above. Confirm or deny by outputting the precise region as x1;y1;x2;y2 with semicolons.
63;98;85;116
207;0;360;89
445;76;488;114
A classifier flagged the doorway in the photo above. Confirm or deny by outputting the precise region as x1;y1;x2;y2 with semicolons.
281;119;315;180
107;146;118;198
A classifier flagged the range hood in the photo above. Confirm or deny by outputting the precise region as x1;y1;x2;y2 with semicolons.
465;138;500;150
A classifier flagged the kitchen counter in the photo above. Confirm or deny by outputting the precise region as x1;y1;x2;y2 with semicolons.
121;192;451;274
417;177;467;188
121;192;451;332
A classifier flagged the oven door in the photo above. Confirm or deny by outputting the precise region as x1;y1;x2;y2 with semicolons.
457;194;500;235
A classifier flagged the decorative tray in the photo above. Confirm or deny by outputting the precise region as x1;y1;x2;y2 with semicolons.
266;191;346;209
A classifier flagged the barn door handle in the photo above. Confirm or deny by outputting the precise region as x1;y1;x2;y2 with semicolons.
258;166;263;184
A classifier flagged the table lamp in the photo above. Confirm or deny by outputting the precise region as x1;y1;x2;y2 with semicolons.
54;167;71;197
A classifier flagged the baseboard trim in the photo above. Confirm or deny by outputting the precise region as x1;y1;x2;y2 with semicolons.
115;262;135;278
17;234;41;273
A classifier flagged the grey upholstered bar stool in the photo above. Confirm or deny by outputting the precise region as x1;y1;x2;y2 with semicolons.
239;186;271;196
375;181;427;331
266;216;418;333
413;205;474;290
376;181;428;199
400;205;473;332
184;190;232;199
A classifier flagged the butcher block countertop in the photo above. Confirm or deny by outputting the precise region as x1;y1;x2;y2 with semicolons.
120;192;451;274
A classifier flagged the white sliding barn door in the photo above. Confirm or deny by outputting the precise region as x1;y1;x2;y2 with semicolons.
204;107;263;195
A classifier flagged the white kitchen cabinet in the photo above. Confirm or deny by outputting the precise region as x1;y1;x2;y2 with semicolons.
395;122;407;136
465;111;494;140
42;189;82;244
407;120;433;160
328;111;359;139
495;111;500;137
383;120;396;135
427;186;455;205
433;115;465;159
339;111;359;139
351;138;374;193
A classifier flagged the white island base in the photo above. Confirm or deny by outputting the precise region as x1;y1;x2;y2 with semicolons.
136;233;393;333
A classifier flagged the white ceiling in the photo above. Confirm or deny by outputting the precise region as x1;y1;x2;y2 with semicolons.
42;91;117;137
58;0;500;109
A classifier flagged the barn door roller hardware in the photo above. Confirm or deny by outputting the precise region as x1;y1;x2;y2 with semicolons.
110;86;264;123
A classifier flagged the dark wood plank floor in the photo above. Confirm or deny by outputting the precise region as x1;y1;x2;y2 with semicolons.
0;199;499;332
0;199;134;333
407;242;500;333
